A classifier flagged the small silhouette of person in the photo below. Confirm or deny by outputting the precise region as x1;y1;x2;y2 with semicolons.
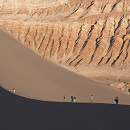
71;96;73;103
13;89;15;93
114;96;119;104
90;95;93;103
73;96;77;103
63;95;66;102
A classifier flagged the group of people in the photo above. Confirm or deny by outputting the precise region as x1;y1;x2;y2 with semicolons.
64;95;77;102
63;95;93;103
71;96;77;103
12;88;119;104
63;95;119;104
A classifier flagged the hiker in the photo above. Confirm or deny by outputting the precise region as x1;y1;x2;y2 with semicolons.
13;89;15;93
73;96;77;103
114;96;119;104
71;96;73;103
90;95;93;103
63;95;66;102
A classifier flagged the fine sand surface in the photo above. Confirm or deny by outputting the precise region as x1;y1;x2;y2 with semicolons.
0;29;130;104
0;87;130;130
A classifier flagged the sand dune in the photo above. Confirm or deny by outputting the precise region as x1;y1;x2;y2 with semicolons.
0;29;130;104
0;1;130;129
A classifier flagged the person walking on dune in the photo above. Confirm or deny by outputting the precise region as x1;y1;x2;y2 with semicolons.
73;96;77;103
63;95;66;102
13;88;15;93
71;96;73;103
90;95;93;103
114;96;119;104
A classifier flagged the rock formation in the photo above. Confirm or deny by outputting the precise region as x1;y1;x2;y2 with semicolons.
0;0;130;90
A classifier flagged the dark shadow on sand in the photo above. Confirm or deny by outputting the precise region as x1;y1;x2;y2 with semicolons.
0;86;130;130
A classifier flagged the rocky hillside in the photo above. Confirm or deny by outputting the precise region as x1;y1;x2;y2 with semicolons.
0;0;130;90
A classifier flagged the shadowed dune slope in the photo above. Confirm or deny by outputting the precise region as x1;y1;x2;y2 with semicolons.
0;87;130;130
0;29;130;104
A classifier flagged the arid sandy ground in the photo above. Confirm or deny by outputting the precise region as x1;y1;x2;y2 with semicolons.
0;29;130;104
0;0;130;91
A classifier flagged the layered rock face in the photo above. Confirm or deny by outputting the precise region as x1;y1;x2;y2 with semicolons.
0;0;130;89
